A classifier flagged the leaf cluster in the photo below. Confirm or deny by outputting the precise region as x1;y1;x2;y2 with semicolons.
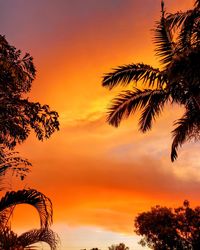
0;35;60;179
135;201;200;250
0;34;59;158
108;243;129;250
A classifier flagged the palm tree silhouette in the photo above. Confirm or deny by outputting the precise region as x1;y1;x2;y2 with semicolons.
102;0;200;161
0;189;53;229
0;189;59;249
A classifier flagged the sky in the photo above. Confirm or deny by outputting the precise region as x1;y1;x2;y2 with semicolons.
0;0;199;249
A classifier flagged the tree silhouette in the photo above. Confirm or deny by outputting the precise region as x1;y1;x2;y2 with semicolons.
102;0;200;161
0;35;59;160
135;200;200;249
0;35;60;248
108;243;129;250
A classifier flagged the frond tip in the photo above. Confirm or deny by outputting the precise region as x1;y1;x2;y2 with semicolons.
161;0;165;17
171;111;198;161
154;16;174;67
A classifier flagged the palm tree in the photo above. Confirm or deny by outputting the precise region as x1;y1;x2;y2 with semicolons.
102;0;200;161
0;189;53;229
0;189;59;249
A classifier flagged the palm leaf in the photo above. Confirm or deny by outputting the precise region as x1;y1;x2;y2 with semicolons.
0;227;59;250
0;227;19;249
154;8;175;67
0;189;53;228
195;0;200;7
171;110;199;161
18;228;59;250
102;64;166;89
177;8;199;49
166;10;193;31
139;90;169;132
107;88;167;128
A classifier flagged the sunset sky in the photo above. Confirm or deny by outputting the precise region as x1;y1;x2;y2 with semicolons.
0;0;199;249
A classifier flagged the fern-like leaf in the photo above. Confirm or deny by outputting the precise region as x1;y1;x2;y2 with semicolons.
195;0;200;7
18;228;59;250
107;88;167;128
166;10;193;31
0;189;53;228
139;90;169;132
171;110;199;161
102;64;166;89
154;12;174;68
177;9;199;50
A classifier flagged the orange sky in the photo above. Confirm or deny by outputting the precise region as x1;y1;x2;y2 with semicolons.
1;0;199;249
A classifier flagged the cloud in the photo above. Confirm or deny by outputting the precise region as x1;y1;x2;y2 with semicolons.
4;0;199;240
12;100;200;234
11;147;200;234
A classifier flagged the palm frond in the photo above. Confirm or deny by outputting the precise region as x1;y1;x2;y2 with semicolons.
171;110;199;161
107;88;167;128
107;89;151;127
102;64;166;89
154;13;175;67
195;0;200;7
0;227;18;249
177;8;199;49
166;10;193;30
0;189;53;228
0;227;59;250
139;90;169;132
18;228;59;250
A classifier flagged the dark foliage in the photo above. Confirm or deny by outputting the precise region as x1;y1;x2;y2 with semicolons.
108;243;129;250
0;189;53;229
0;35;59;150
0;35;59;249
135;201;200;250
0;227;59;250
0;146;32;183
102;1;200;161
